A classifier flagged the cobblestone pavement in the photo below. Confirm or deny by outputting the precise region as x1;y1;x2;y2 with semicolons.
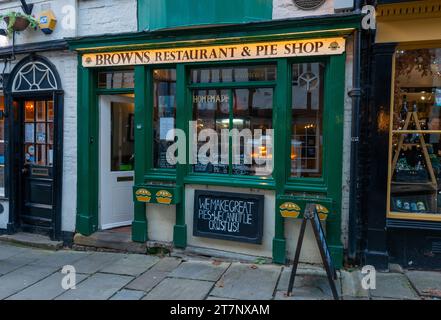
0;243;440;300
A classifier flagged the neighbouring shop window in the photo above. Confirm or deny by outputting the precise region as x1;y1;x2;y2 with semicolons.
153;69;177;169
98;70;134;89
390;48;441;217
291;62;324;178
24;100;54;167
191;65;275;177
0;95;4;196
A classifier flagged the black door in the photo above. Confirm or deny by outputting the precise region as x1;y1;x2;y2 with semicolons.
17;98;56;235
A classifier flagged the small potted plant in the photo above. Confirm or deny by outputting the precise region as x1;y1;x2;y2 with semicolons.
0;11;39;36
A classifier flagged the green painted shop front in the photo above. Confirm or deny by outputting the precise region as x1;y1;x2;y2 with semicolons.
70;15;360;268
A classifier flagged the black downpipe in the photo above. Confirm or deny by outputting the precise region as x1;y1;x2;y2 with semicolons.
348;0;364;261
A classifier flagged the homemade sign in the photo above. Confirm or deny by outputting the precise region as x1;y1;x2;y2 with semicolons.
287;203;339;300
82;37;346;67
193;190;264;244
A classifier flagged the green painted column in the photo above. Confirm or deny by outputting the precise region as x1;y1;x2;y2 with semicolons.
173;64;187;248
273;59;289;264
132;66;148;242
325;53;346;269
76;58;98;236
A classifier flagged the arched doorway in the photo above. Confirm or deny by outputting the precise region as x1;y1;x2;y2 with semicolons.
7;55;63;240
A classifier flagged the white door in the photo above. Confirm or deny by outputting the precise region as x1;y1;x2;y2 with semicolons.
99;95;135;230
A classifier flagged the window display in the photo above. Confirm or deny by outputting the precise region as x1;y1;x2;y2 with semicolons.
153;69;177;169
191;65;275;177
291;62;324;178
389;48;441;219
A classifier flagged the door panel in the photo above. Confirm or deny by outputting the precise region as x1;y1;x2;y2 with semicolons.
99;95;135;230
18;99;55;232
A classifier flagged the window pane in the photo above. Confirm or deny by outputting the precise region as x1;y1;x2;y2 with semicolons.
153;69;177;169
390;48;441;217
36;101;46;122
192;89;230;174
232;88;273;176
111;102;135;171
98;70;134;89
190;65;276;84
291;62;324;178
0;96;4;196
24;144;35;164
25;101;34;122
47;101;54;122
36;123;46;144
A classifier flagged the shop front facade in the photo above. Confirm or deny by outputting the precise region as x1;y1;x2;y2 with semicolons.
364;0;441;269
70;10;362;267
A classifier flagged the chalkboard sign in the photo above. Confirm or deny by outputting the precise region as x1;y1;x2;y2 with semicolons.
193;190;264;244
287;203;339;300
310;205;337;280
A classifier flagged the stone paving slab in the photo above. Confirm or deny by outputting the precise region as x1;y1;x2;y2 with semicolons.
370;273;420;300
0;244;29;260
56;273;133;300
111;289;145;300
7;272;89;300
125;270;169;292
169;260;230;282
0;253;41;275
277;268;336;299
72;252;124;275
29;250;92;268
99;254;159;276
150;257;182;272
0;264;59;299
340;270;369;299
210;263;282;300
406;271;441;298
143;278;214;300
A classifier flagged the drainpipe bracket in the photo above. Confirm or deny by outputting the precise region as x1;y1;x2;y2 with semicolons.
348;88;363;98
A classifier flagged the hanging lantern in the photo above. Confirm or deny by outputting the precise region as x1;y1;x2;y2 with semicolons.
38;9;57;34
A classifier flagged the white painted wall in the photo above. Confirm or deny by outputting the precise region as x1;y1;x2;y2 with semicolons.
147;203;175;243
77;0;137;36
273;0;335;19
0;0;138;46
0;201;8;229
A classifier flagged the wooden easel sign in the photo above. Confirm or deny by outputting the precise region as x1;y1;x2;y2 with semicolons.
287;203;339;300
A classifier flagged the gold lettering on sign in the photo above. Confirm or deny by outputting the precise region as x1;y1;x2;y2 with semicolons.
193;95;229;104
82;38;346;67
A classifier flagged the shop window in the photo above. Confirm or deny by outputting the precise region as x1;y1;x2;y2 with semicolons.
153;69;177;169
190;65;276;84
24;100;54;167
0;95;4;196
389;48;441;219
191;65;274;177
98;70;134;89
291;62;324;178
